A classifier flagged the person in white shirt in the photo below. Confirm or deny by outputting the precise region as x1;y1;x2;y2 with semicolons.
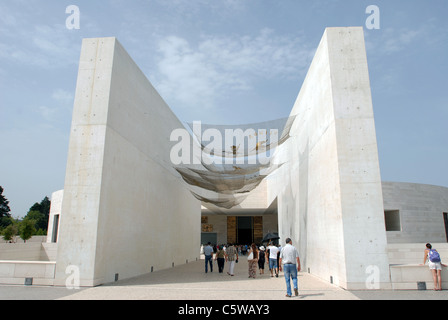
267;242;279;277
279;238;301;297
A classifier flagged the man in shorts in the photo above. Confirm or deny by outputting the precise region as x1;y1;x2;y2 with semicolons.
267;242;279;277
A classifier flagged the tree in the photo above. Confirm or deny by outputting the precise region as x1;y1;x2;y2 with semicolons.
25;196;51;233
25;210;45;234
19;219;35;243
2;223;18;243
0;186;11;221
0;216;13;229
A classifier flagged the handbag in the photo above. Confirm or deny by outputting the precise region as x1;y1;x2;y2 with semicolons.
247;252;254;260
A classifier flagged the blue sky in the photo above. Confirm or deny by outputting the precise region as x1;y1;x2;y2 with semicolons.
1;0;447;218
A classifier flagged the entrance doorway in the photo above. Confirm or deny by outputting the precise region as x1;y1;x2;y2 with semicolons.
237;217;253;245
226;216;264;245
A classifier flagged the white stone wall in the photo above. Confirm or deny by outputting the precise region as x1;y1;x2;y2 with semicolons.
46;190;63;244
268;27;390;289
382;182;448;243
55;38;200;286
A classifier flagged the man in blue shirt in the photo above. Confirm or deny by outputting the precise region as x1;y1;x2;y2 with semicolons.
203;242;214;273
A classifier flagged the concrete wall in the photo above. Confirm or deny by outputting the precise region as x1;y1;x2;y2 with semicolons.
388;243;448;265
55;38;201;287
47;190;63;244
268;27;390;289
0;242;56;262
388;243;448;290
383;182;448;243
0;261;56;286
0;243;43;261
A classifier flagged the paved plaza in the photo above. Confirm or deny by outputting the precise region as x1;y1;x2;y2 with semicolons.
0;258;447;300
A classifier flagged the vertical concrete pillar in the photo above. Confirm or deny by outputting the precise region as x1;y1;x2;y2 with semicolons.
271;27;390;289
55;38;200;286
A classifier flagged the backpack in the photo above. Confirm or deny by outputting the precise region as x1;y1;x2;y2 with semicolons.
428;249;441;263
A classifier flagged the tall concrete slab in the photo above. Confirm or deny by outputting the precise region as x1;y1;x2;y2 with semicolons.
55;38;201;286
268;27;390;289
54;28;391;289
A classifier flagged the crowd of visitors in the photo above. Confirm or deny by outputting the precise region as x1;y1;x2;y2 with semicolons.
203;240;448;295
201;242;282;277
201;239;301;297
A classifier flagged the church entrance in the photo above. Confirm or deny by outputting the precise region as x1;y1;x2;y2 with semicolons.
227;216;263;245
237;217;253;245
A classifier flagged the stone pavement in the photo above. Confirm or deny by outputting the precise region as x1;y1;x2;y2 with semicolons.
0;258;447;300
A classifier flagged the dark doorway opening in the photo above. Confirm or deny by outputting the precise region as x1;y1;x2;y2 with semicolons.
52;214;60;243
237;217;253;245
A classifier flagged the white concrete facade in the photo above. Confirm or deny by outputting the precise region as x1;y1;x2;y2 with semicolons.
53;38;201;287
3;27;447;290
383;182;448;243
46;190;63;244
53;28;391;288
267;27;390;289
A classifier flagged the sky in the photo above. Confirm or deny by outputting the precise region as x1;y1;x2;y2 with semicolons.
0;0;447;218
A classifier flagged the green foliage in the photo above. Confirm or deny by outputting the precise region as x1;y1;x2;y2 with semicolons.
0;216;13;229
25;210;45;228
0;194;52;239
22;196;51;235
35;228;46;236
1;217;46;242
2;221;18;243
19;219;35;243
0;186;12;223
29;197;50;218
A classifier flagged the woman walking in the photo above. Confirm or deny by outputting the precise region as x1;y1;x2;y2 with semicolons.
247;243;259;278
215;246;226;273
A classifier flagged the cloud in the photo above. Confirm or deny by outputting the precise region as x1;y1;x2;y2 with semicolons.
154;29;314;112
36;89;74;123
365;22;444;57
364;22;446;95
38;105;58;122
0;2;80;69
52;89;74;106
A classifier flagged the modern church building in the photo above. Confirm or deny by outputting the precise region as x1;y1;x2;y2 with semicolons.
1;27;447;290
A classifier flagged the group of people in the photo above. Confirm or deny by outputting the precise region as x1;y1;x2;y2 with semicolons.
204;240;448;295
202;238;301;297
203;238;447;297
202;242;239;276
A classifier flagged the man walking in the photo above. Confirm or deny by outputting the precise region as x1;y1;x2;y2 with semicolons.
267;242;279;277
225;243;239;276
203;242;214;273
279;238;301;297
